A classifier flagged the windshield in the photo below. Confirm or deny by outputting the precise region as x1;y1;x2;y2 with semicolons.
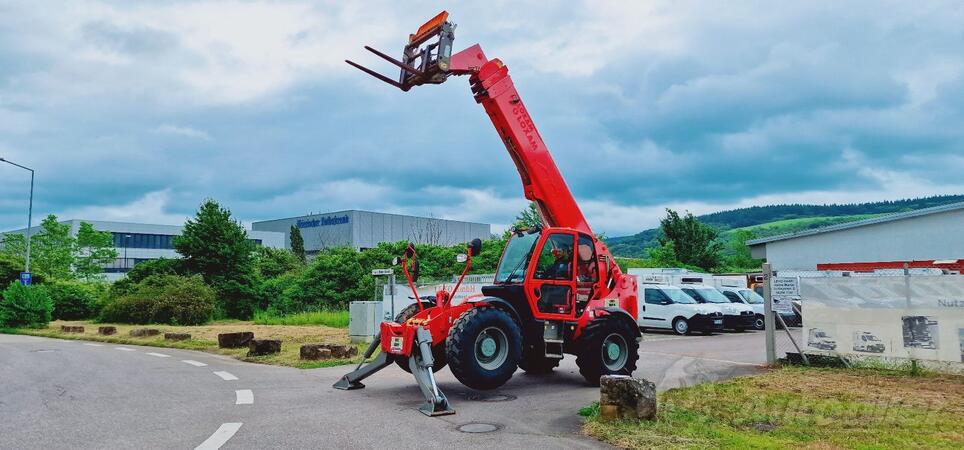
495;231;540;283
739;289;765;304
684;287;729;304
664;288;697;304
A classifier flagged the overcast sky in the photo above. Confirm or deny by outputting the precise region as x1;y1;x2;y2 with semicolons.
1;1;962;236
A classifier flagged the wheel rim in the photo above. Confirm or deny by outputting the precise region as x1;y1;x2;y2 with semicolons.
675;319;688;334
475;326;509;370
601;333;629;371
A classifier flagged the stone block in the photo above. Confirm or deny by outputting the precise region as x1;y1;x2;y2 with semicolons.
300;344;334;360
61;326;84;333
129;328;160;337
306;343;357;359
248;339;281;356
164;333;191;341
218;332;254;348
598;375;657;422
98;326;117;335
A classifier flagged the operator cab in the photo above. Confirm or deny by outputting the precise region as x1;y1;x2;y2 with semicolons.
491;227;601;319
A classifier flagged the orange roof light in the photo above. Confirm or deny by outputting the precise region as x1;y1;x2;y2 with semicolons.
409;11;449;44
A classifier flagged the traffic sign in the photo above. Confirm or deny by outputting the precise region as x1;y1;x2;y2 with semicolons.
771;276;798;314
20;272;31;286
371;268;394;276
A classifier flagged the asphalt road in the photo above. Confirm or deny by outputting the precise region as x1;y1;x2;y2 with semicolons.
0;330;799;449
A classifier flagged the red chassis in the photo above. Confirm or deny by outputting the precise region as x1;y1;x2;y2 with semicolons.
334;12;640;416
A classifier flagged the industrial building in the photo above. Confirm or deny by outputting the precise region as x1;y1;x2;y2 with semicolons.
252;210;491;254
2;220;284;280
747;202;964;271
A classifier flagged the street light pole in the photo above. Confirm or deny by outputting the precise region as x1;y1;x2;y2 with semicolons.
0;157;34;273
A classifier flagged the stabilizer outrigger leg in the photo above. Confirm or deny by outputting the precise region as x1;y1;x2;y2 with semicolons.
410;327;455;416
333;333;391;390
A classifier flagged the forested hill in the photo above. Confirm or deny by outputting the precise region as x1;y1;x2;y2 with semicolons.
606;195;964;258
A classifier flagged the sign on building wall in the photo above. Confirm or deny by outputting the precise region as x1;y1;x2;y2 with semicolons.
296;215;349;228
800;275;964;367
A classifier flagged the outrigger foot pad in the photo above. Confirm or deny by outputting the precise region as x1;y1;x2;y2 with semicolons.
332;377;365;390
332;336;391;390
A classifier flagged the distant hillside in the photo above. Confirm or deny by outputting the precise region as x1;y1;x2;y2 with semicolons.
606;195;964;258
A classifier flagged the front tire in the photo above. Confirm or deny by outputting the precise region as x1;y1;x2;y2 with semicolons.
446;307;522;390
394;302;446;373
672;317;690;335
753;315;765;330
576;315;640;386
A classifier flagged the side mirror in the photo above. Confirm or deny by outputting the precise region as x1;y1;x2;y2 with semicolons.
469;238;482;256
404;243;416;258
456;253;468;263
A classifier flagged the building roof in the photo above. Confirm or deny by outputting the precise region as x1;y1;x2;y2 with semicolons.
746;201;964;246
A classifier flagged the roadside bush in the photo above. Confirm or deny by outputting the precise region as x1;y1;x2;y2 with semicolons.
0;281;53;328
46;281;107;320
107;258;186;300
289;247;368;310
260;272;301;314
100;275;216;325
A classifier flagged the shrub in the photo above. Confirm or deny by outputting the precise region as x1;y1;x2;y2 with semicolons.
289;247;368;310
100;275;216;325
107;258;186;300
260;272;301;314
46;281;107;320
0;281;53;328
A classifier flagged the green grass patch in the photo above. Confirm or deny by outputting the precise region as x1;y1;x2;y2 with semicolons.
583;366;963;449
252;309;350;328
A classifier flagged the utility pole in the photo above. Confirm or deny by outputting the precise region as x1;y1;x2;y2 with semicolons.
0;157;34;274
763;262;776;364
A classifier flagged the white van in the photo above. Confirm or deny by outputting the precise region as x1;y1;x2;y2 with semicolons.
716;286;766;330
679;284;756;331
637;280;724;335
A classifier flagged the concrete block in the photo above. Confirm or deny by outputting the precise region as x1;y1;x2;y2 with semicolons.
300;344;334;360
248;339;281;356
129;328;160;337
61;326;84;333
302;343;356;359
98;326;117;335
598;375;657;422
164;333;191;341
218;332;254;348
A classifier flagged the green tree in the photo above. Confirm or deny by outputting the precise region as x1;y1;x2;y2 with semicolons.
289;246;367;309
255;247;302;279
722;229;762;271
658;209;724;271
514;202;543;229
174;199;258;319
0;282;52;328
74;222;119;281
30;215;75;280
289;225;306;262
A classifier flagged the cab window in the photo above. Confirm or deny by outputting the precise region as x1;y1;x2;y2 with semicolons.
534;233;575;280
576;234;598;282
722;291;743;303
644;288;669;305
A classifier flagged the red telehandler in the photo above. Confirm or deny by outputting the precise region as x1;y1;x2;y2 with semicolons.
334;12;640;416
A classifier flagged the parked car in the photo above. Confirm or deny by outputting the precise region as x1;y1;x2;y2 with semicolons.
718;287;766;330
638;283;725;335
680;285;756;331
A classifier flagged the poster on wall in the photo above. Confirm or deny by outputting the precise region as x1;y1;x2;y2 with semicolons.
902;316;939;349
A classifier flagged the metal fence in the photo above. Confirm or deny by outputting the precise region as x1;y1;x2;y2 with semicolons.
764;266;964;371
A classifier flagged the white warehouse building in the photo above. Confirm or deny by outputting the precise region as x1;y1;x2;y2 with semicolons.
747;202;964;271
2;220;285;280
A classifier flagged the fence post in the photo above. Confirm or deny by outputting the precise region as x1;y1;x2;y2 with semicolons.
763;263;776;364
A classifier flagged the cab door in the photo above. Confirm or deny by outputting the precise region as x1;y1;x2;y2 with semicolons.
525;231;577;320
640;288;671;328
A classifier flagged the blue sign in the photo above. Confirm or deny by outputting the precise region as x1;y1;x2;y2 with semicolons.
20;272;31;286
297;215;349;228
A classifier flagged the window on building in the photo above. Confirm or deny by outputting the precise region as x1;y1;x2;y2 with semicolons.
112;232;177;249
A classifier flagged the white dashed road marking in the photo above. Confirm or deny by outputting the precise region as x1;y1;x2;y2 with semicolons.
146;352;171;358
115;347;136;352
182;359;208;367
83;343;104;347
213;371;238;381
194;422;242;450
235;389;254;405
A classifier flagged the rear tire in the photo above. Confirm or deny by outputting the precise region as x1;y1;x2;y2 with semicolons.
576;315;639;386
393;302;446;373
446;307;522;390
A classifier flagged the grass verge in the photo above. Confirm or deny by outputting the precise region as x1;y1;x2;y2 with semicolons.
582;366;963;449
2;320;369;369
252;309;350;328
